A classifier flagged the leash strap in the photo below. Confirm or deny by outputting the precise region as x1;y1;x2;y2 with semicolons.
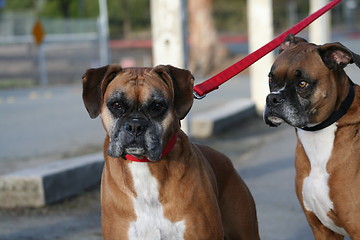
300;79;355;132
193;0;343;99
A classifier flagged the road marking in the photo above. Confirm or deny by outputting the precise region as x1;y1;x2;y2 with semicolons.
44;91;52;99
6;96;15;104
0;91;54;105
29;92;39;100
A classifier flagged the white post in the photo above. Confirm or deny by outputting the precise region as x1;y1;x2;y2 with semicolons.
98;0;110;66
151;0;185;67
247;0;274;114
151;0;190;134
309;0;331;44
38;43;48;86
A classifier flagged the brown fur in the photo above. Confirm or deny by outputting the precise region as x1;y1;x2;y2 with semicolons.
82;65;259;240
275;35;360;239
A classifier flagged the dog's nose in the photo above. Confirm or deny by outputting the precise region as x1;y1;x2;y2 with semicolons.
266;93;284;106
124;119;147;136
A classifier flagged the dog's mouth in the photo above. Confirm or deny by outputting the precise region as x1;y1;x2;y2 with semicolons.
267;115;285;126
124;147;145;158
264;109;309;128
264;107;285;127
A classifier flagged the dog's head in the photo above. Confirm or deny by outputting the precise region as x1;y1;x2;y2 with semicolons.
82;65;194;162
264;34;360;128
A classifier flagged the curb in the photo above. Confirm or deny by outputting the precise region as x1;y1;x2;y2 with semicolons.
191;98;256;138
0;153;103;208
0;99;256;207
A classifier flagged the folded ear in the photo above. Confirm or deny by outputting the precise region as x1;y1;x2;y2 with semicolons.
82;65;122;118
318;42;360;70
153;65;194;120
278;34;308;54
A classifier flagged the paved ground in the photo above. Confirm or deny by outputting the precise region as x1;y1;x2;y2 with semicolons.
0;116;315;240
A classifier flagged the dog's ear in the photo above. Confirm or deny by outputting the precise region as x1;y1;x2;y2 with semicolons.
279;34;308;54
318;42;360;70
82;65;122;118
153;65;194;120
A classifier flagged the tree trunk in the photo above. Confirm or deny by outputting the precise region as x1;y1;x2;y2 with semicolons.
188;0;227;76
59;0;71;18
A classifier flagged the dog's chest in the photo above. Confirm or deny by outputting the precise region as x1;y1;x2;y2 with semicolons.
297;124;348;236
127;162;186;240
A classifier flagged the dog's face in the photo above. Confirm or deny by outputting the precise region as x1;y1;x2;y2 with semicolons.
82;65;194;162
264;34;360;128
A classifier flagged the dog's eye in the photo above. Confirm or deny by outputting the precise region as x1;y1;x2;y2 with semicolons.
111;102;122;109
298;81;309;88
151;102;165;112
110;101;126;114
268;73;273;83
149;101;168;117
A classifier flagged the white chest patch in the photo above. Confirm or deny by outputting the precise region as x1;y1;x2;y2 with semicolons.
297;124;348;236
127;162;186;240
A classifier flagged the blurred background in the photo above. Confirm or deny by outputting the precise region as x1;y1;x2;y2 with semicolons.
1;0;359;170
0;0;359;87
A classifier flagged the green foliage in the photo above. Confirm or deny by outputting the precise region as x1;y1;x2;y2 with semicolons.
3;0;150;38
2;0;36;10
273;0;309;32
107;0;150;38
213;0;247;34
2;0;353;38
38;0;99;18
213;0;312;34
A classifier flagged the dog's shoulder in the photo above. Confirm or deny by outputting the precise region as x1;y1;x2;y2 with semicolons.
194;144;232;166
195;143;239;179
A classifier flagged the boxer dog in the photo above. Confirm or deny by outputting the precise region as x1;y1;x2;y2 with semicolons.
82;65;259;240
264;34;360;239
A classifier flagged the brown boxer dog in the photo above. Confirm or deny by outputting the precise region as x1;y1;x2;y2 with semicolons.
82;64;259;240
264;34;360;239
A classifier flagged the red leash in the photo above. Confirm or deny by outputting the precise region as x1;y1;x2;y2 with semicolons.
193;0;342;99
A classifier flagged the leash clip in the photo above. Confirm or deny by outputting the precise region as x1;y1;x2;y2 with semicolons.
193;91;206;100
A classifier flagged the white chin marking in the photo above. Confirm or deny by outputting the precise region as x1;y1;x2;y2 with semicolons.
268;116;285;124
126;148;145;156
298;123;349;237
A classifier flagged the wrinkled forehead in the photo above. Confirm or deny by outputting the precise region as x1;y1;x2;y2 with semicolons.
272;43;323;75
104;68;172;102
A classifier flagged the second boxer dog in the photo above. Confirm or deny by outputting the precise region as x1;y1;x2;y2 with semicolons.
264;34;360;239
82;65;259;240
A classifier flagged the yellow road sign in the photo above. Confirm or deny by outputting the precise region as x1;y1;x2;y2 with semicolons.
32;20;45;45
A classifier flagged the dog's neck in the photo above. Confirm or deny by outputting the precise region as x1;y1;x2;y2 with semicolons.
300;78;355;132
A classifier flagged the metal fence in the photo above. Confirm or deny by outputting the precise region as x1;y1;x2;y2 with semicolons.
0;12;101;86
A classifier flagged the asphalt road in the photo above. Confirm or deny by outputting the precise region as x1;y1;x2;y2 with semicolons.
0;85;105;174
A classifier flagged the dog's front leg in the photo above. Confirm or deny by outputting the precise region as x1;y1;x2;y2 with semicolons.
305;211;344;240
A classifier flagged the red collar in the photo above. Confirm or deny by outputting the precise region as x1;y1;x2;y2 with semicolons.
125;133;178;163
